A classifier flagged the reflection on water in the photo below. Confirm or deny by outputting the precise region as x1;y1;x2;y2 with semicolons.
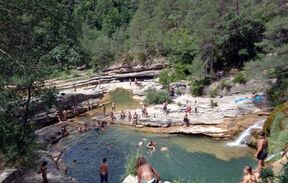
63;126;256;183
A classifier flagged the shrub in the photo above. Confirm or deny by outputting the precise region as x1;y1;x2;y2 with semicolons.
144;89;172;104
209;89;218;98
260;167;275;183
279;161;288;183
268;111;288;153
263;102;288;136
159;69;172;87
233;72;248;84
190;77;211;96
267;77;288;106
123;153;139;178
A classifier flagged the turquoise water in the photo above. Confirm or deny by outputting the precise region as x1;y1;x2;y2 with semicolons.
63;126;256;183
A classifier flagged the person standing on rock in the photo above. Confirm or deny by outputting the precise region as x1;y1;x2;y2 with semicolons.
128;111;132;122
112;102;116;112
133;112;138;126
103;104;106;115
163;101;168;114
136;157;160;183
183;113;190;126
99;158;109;183
255;131;268;172
38;161;48;183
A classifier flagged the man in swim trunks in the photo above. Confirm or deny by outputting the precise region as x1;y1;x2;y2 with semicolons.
183;113;190;126
137;157;160;183
99;158;109;183
255;131;268;172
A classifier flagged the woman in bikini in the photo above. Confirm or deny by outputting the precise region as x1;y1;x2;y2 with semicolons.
136;157;160;183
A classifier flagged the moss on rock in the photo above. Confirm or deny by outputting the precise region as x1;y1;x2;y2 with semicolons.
263;102;288;136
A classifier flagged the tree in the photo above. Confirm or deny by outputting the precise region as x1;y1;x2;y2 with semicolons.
0;0;83;163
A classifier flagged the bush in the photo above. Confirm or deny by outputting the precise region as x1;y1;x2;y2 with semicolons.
260;167;275;183
144;89;172;104
267;77;288;106
263;102;288;136
190;77;211;96
268;111;288;153
122;153;139;180
159;69;172;87
209;89;218;98
233;72;248;84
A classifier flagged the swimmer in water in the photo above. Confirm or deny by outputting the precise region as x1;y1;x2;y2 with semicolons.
138;139;144;148
160;146;169;152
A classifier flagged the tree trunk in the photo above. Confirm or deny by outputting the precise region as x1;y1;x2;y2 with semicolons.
19;86;32;145
235;0;240;16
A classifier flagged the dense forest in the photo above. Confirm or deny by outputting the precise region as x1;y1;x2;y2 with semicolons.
0;0;288;167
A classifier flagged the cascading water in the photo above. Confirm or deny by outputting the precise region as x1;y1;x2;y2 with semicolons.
227;119;265;147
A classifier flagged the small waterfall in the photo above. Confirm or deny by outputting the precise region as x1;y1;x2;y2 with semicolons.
227;119;265;147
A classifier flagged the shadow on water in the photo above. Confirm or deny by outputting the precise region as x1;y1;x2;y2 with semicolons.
63;126;256;183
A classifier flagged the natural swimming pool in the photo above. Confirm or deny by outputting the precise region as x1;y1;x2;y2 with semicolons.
63;125;256;183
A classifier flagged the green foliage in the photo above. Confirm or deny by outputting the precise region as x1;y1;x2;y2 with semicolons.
233;72;248;84
122;152;139;180
279;161;288;183
190;77;211;97
268;112;288;154
144;89;172;105
217;13;265;68
159;69;173;87
260;167;275;183
267;75;288;106
209;89;218;98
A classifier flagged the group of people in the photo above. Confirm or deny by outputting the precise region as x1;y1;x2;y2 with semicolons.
77;121;106;133
98;156;160;183
104;102;140;126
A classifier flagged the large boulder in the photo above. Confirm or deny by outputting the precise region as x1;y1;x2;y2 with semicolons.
0;169;23;183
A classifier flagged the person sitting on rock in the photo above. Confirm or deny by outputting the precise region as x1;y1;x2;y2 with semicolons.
38;161;48;183
110;111;116;123
183;113;190;126
120;110;126;119
61;126;69;137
